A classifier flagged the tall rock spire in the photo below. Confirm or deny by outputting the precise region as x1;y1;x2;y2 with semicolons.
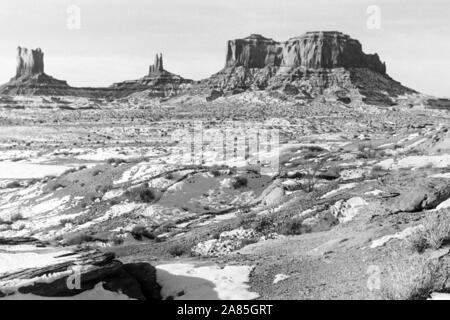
149;53;164;75
15;47;45;79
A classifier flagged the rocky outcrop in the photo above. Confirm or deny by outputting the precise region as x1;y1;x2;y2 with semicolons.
0;33;416;103
202;31;414;105
0;243;161;300
111;53;193;98
225;32;386;73
15;47;45;78
0;48;189;99
149;53;164;75
0;47;72;96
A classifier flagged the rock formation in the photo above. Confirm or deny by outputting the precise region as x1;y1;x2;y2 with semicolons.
111;53;193;98
15;47;45;78
203;31;415;105
0;241;161;300
224;32;386;73
0;33;416;104
149;53;164;75
0;47;115;97
0;47;71;96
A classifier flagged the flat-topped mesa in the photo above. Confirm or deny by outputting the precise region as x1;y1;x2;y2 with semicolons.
225;31;386;74
149;53;164;75
225;34;281;68
15;47;45;78
204;31;415;105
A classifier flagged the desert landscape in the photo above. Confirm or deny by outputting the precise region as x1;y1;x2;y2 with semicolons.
1;29;450;300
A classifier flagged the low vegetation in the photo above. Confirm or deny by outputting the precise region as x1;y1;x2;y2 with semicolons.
131;225;155;241
167;242;192;257
231;176;248;189
409;209;450;253
381;256;446;300
277;217;312;236
124;183;157;203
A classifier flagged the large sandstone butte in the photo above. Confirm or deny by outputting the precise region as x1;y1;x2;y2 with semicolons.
204;32;415;104
0;47;114;97
224;32;386;72
111;53;193;98
0;46;72;95
15;47;45;78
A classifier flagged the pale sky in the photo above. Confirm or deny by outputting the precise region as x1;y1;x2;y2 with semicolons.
0;0;449;96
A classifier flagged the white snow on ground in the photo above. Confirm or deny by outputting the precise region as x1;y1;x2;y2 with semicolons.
156;263;259;300
370;225;423;249
0;150;40;161
89;202;144;224
0;162;72;179
321;183;358;199
435;198;450;210
0;247;77;274
75;147;157;162
0;282;134;300
364;190;383;196
102;189;124;201
404;138;427;150
428;292;450;300
114;162;178;185
379;155;450;170
432;173;450;179
25;196;71;217
273;274;290;284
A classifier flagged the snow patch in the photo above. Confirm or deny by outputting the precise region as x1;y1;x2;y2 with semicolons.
0;162;72;179
156;263;259;300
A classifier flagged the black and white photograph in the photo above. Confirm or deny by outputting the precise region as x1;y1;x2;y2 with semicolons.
0;0;450;306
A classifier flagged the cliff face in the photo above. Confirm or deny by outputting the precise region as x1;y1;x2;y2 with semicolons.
149;54;164;75
203;31;413;104
15;47;45;78
0;47;71;95
224;32;386;74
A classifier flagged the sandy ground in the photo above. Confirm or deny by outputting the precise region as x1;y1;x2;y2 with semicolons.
1;93;450;299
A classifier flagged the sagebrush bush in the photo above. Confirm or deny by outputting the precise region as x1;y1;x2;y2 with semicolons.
232;176;248;189
168;242;192;257
381;256;446;300
409;209;450;252
107;158;127;165
131;225;155;241
125;183;157;203
277;217;312;236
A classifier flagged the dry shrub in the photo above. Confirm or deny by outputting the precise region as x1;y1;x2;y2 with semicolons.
232;176;248;189
381;256;446;300
277;217;312;236
408;209;450;252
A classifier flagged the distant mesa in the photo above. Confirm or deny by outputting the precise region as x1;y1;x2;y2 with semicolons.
0;32;417;105
203;31;415;105
223;31;386;73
